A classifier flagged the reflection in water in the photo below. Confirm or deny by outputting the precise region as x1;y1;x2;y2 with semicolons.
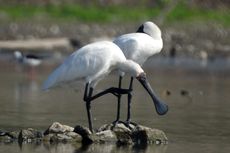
0;141;167;153
1;57;230;153
5;142;167;153
14;80;40;104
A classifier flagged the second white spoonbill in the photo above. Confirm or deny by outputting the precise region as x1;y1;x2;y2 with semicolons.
113;21;168;123
42;41;164;132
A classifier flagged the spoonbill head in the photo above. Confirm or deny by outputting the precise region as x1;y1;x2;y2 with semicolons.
114;21;163;65
136;21;162;39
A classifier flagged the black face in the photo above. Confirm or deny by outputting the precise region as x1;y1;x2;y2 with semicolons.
136;72;146;80
136;24;144;33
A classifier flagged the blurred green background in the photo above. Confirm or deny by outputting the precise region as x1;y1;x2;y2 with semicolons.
0;0;229;25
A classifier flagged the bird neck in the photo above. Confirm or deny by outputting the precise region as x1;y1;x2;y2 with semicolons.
146;28;162;40
136;23;162;40
118;60;143;77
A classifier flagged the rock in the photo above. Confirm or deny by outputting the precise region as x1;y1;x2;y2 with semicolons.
0;130;12;142
0;135;12;143
18;128;43;143
8;131;20;139
0;130;20;142
95;130;117;143
112;123;133;145
1;122;168;145
44;122;74;135
132;125;168;144
97;123;133;145
0;130;7;136
73;125;93;144
97;123;168;145
43;132;82;143
43;122;82;143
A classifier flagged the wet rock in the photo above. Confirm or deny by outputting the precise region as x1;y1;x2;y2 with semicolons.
111;123;133;145
44;122;82;143
97;123;133;144
95;130;117;143
97;123;168;145
1;122;168;145
0;135;12;143
132;125;168;144
0;130;20;142
73;125;93;144
18;128;43;143
0;130;11;142
8;131;20;139
44;122;74;135
0;130;7;136
43;132;82;143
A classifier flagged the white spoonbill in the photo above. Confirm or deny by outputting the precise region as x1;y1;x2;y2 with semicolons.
42;41;164;132
113;21;168;123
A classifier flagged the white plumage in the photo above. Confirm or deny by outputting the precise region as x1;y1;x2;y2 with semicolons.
113;21;163;65
43;41;143;91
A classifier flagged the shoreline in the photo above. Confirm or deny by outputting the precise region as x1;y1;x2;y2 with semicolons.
0;21;229;60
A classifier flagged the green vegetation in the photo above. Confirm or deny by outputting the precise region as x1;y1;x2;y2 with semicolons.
0;5;161;22
165;2;230;26
0;3;229;26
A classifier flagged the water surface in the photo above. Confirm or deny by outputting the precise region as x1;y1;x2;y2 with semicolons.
0;57;230;153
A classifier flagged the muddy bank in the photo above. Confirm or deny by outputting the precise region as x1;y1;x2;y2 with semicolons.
0;21;229;59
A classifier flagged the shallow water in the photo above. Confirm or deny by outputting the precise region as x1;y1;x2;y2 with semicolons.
0;56;230;153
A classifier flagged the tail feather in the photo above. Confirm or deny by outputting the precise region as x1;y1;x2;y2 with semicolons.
42;65;65;91
42;73;57;91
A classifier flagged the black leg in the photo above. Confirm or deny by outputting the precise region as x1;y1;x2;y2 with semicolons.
90;87;130;101
83;83;132;132
83;83;89;101
83;83;94;132
87;87;93;132
114;76;122;123
126;77;134;123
